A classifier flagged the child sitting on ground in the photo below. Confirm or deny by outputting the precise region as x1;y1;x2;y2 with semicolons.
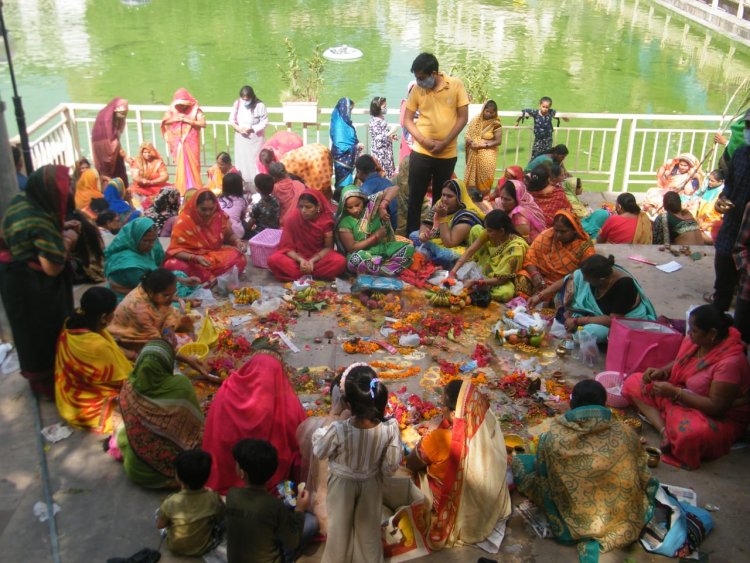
219;172;249;240
517;96;569;159
468;186;493;215
226;438;316;563
247;173;281;238
95;210;122;236
312;364;403;563
156;449;225;557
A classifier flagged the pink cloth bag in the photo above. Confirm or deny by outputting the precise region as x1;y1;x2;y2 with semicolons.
605;318;683;375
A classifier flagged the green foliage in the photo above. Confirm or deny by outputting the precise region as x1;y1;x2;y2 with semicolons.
451;57;493;103
277;38;326;102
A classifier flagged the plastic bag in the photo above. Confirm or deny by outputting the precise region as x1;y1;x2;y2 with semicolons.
549;319;568;339
250;297;282;316
578;330;599;368
260;285;287;300
215;266;240;297
334;278;352;294
189;286;217;305
456;261;483;281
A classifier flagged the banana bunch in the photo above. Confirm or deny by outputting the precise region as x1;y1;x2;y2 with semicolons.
233;287;260;305
426;288;452;307
295;286;317;301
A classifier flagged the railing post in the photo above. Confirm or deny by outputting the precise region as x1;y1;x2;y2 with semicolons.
622;118;638;193
711;0;719;10
738;0;745;20
65;104;82;162
134;108;144;146
609;118;624;192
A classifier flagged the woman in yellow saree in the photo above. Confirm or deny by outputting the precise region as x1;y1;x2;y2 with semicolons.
161;88;206;195
406;379;511;551
463;101;502;194
55;287;132;434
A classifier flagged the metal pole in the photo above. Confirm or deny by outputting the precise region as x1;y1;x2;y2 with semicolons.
0;1;33;173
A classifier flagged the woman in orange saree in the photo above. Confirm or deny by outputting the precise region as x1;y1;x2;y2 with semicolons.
129;142;169;207
161;88;206;195
164;189;247;282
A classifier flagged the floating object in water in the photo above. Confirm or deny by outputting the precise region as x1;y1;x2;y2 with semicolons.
323;45;363;61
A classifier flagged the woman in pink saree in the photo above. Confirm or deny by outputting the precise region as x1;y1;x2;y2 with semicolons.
256;131;303;174
161;88;206;195
92;98;129;186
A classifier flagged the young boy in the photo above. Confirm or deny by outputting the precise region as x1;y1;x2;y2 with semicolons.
226;439;316;563
518;96;569;159
95;210;122;236
247;173;280;237
156;449;224;557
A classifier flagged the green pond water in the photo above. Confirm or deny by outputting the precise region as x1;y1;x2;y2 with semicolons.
1;0;749;138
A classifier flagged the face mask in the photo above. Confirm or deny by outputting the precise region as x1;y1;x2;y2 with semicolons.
744;129;750;145
416;75;436;90
244;100;252;109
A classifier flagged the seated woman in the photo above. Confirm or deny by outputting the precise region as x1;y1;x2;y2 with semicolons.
527;165;572;228
74;168;105;218
597;193;652;244
409;179;485;270
113;339;204;489
281;143;334;199
71;157;91;186
406;379;511;550
555;254;656;343
68;208;106;284
644;153;704;211
689;169;724;242
268;190;347;282
104;217;198;301
144;187;180;236
490;165;524;200
55;287;132;434
218;172;248;240
164;189;247;283
513;380;657;560
522;210;597;303
104;177;140;224
336;185;414;276
203;340;306;495
623;305;750;469
129;142;169;208
652;191;704;247
449;209;529;302
256;130;304;174
562;176;588;218
107;268;194;355
205;152;239;195
493;178;546;243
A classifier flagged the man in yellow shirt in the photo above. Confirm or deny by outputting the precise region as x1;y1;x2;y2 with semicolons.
403;52;470;234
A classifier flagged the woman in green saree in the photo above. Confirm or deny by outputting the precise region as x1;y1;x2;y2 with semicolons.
335;184;414;276
556;254;656;343
512;380;658;563
113;339;203;488
449;209;528;302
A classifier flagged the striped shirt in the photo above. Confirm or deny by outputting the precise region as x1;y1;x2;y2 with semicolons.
312;418;402;480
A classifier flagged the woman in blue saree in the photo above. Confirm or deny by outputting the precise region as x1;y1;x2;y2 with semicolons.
330;97;360;198
104;177;140;224
556;254;656;342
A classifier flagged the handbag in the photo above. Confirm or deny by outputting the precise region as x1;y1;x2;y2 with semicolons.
605;318;683;376
640;485;713;557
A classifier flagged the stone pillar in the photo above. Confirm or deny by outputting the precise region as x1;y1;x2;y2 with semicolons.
0;95;18;341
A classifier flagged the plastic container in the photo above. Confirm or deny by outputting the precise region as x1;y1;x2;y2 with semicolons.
595;370;628;408
177;342;209;360
248;228;282;269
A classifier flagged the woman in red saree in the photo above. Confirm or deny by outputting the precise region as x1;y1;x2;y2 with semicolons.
267;189;346;281
257;130;303;174
92;97;129;186
164;189;247;282
161;88;206;195
202;344;306;495
623;305;750;469
406;379;511;550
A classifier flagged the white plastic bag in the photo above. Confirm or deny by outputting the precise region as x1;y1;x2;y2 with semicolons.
334;278;352;294
250;297;282;316
190;287;217;306
578;330;599;368
456;261;483;281
549;319;567;339
215;266;240;297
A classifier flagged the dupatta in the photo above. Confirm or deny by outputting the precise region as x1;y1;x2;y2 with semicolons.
437;179;485;226
104;217;165;279
74;168;104;211
425;379;511;550
203;350;306;494
330;98;359;187
161;88;203;194
91;97;127;177
119;339;203;479
562;267;656;321
166;189;230;259
104;177;133;215
500;179;547;237
657;153;704;193
131;142;168;186
277;188;335;259
525;210;596;283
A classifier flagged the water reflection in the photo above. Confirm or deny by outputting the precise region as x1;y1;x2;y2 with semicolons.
1;0;749;137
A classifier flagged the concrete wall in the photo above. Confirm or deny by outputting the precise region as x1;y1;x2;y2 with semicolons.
650;0;750;46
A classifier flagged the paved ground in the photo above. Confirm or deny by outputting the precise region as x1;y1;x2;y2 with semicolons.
1;195;749;562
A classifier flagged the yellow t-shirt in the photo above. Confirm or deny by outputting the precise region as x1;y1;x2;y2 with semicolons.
405;73;470;159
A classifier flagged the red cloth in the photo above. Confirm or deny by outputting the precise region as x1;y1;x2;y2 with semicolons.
257;131;303;174
530;187;572;227
92;98;128;184
202;352;306;495
277;189;334;258
273;177;305;226
267;251;346;282
622;329;750;469
165;188;246;281
490;165;524;200
598;214;637;243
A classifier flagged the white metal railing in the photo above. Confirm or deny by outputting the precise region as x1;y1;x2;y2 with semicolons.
12;103;729;193
708;0;747;20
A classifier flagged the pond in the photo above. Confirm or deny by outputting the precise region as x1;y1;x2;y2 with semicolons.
1;0;748;139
